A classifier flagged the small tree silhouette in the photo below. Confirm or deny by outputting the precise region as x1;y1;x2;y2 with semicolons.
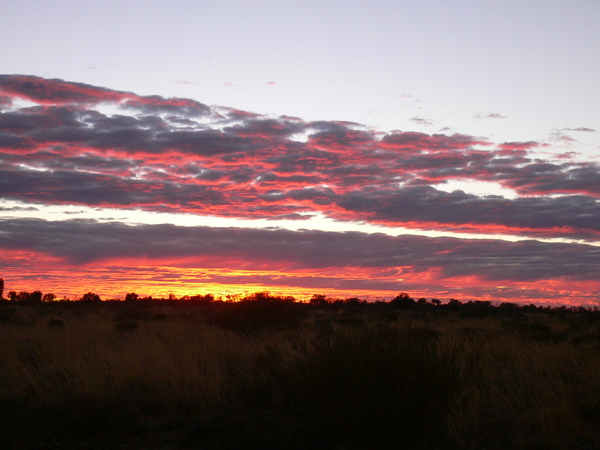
0;277;4;299
42;293;56;302
30;291;42;302
447;298;462;310
125;292;139;302
11;291;43;302
81;292;101;302
309;294;329;306
390;292;416;309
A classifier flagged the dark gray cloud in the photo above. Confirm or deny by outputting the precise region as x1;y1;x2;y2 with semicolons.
0;218;598;283
0;168;226;208
337;186;600;235
0;74;135;105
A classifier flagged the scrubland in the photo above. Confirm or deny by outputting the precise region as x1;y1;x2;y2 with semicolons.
1;299;599;449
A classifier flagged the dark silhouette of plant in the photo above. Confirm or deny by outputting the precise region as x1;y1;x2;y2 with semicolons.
344;297;365;306
124;292;139;302
42;293;56;302
8;291;43;303
208;292;306;334
309;294;329;306
447;298;463;310
0;278;3;299
188;294;214;303
417;297;428;305
81;292;101;302
390;292;416;309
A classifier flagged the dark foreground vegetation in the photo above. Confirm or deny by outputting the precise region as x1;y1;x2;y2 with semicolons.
1;291;600;449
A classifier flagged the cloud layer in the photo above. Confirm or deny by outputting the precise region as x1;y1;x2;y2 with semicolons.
1;75;599;303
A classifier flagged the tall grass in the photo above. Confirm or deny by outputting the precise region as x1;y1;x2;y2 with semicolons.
0;303;270;447
1;312;255;409
1;302;599;448
281;324;473;448
446;331;600;449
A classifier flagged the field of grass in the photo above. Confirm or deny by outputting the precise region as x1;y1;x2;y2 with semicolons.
1;299;600;449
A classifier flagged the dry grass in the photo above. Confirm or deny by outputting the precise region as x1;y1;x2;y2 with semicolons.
0;307;263;411
1;301;599;449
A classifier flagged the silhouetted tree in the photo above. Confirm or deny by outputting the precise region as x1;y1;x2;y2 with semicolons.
310;294;329;306
42;293;56;302
499;302;518;311
345;297;365;306
245;291;273;302
81;292;101;302
125;292;139;302
10;291;43;303
190;294;214;303
447;299;462;310
391;292;416;309
0;277;4;299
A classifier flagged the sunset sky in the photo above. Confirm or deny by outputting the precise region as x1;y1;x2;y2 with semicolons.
1;1;599;305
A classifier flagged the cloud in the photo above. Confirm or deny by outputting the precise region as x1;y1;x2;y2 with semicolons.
409;117;434;126
2;75;600;244
0;218;598;284
0;74;132;105
561;127;596;133
497;141;539;151
335;186;600;238
475;112;508;119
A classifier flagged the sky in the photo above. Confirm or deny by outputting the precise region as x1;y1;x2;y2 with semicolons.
1;0;599;305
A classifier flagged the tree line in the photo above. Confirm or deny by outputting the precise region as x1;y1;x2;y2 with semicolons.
0;278;597;314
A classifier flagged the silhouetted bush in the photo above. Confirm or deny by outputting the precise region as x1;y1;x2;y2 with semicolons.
42;293;56;302
207;294;308;335
8;290;43;303
309;294;329;306
390;292;416;309
124;292;139;302
81;292;101;302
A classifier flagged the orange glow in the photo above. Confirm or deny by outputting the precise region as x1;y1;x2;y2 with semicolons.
1;248;598;306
